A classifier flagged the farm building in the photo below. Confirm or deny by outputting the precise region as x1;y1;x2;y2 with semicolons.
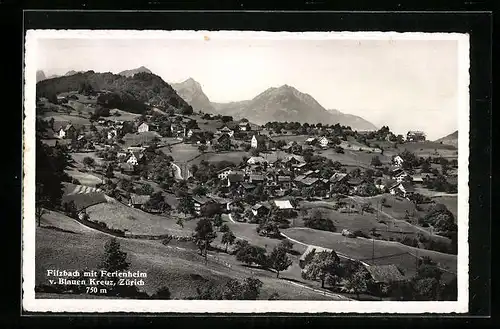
247;156;268;165
128;194;150;208
226;173;244;187
329;172;349;184
364;264;406;291
305;137;317;145
272;199;294;210
192;195;214;215
251;203;271;217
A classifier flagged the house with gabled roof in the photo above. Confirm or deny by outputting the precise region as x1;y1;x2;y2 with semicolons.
138;122;149;133
128;194;150;208
364;264;405;286
217;125;234;137
57;123;76;139
238;121;251;131
389;181;415;198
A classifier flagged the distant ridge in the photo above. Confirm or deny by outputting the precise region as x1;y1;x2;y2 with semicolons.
118;66;152;77
171;78;377;130
171;78;216;114
435;130;458;148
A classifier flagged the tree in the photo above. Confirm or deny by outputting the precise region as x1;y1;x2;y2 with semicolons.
278;240;294;254
83;156;96;169
35;206;47;227
192;185;208;196
144;191;170;213
100;238;130;273
371;156;382;167
269;246;292;278
198;144;207;153
219;223;229;232
221;230;236;252
213;214;223;227
361;202;373;215
222;277;263;300
105;164;114;178
151;286;171;299
236;244;268;268
136;183;154;196
302;251;340;288
342;268;369;299
178;195;195;217
193;218;217;262
412;277;440;301
303;210;336;232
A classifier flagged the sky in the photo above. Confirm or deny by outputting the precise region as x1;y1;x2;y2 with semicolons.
35;32;464;140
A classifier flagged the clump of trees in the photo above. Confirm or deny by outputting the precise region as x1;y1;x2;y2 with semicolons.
303;210;336;232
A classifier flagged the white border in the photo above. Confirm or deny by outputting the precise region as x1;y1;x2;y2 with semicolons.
22;30;470;313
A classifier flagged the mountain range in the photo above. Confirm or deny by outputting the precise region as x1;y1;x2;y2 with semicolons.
172;78;377;130
435;130;458;148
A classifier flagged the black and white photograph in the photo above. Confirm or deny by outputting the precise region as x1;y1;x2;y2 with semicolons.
22;30;469;313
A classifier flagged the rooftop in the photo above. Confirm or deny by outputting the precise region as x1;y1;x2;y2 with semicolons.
365;264;405;283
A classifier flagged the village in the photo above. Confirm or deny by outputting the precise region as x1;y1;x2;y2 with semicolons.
35;88;459;301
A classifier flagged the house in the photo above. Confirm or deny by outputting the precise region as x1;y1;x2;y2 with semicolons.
240;182;257;192
299;245;338;269
389;181;415;198
294;177;321;189
364;264;405;288
406;130;426;142
192;195;214;215
272;199;294;210
208;195;232;212
217;133;232;145
186;128;203;139
239;122;251;131
319;136;330;148
57;124;76;139
251;134;270;149
291;162;308;174
119;162;136;174
227;173;244;187
329;172;349;184
347;177;366;188
251;203;271;217
392;155;404;167
217;167;234;180
277;176;292;189
247;156;267;165
305;137;317;145
126;151;144;166
138;122;149;133
107;129;117;140
248;174;265;184
128;194;150;208
217;126;234;137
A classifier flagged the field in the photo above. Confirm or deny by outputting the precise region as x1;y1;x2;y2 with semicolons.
35;211;343;300
85;199;197;236
282;227;457;278
61;183;107;210
40;112;92;127
65;169;103;187
70;152;105;168
160;143;201;163
123;131;162;147
191;151;249;166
